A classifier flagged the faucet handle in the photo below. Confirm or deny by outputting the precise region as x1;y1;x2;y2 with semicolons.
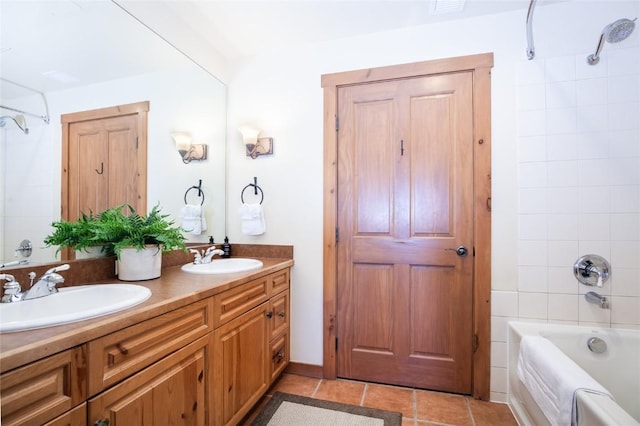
1;275;22;302
573;255;610;287
44;264;70;275
0;273;16;283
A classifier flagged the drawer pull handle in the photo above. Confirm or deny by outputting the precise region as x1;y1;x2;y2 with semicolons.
95;419;110;426
116;343;129;355
266;311;273;319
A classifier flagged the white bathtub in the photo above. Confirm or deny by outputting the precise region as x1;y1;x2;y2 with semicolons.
508;321;640;426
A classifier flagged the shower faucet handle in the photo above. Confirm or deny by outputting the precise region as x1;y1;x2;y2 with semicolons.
573;254;610;287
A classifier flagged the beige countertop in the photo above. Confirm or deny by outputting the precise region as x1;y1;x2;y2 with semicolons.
0;257;294;374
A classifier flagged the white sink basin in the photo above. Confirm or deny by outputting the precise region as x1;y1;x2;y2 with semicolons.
181;258;263;274
0;284;151;333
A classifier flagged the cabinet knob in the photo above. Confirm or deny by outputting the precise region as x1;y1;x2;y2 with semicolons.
266;311;273;319
278;311;285;318
273;351;284;363
95;419;110;426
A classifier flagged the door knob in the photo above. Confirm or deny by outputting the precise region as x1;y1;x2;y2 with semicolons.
456;246;469;257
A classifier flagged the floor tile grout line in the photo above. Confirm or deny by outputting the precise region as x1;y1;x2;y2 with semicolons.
360;383;368;406
466;396;477;426
310;378;322;398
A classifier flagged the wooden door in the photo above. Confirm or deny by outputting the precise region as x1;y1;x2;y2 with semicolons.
336;72;474;393
68;114;140;218
62;101;148;218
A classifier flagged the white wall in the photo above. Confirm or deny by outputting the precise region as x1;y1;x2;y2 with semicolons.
1;65;227;263
226;0;639;402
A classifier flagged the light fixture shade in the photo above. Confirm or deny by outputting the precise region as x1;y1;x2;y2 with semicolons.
171;132;192;152
239;126;260;145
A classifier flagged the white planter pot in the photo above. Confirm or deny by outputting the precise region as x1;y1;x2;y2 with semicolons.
75;246;108;259
117;245;162;281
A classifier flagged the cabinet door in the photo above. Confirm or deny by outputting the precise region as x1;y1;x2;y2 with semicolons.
89;335;209;426
1;346;86;426
212;303;269;426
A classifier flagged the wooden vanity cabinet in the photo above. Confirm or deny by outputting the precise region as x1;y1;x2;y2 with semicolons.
0;346;86;426
212;269;291;426
1;265;291;426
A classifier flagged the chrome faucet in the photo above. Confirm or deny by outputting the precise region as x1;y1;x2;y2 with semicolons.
1;264;70;303
190;246;225;264
585;291;609;309
202;247;225;263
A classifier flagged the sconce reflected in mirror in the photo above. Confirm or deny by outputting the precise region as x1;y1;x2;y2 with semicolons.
239;126;273;159
172;131;208;164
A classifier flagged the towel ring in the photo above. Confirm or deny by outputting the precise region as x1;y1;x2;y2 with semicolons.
184;186;205;205
241;183;264;205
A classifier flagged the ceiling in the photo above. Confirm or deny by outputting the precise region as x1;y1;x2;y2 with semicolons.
1;0;546;98
150;0;536;61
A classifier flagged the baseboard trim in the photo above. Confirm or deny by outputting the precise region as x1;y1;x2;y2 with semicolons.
285;362;324;379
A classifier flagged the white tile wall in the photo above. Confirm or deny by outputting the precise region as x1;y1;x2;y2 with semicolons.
509;44;639;334
495;41;640;401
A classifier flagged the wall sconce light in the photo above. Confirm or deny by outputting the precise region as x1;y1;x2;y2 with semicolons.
239;126;274;159
172;132;208;164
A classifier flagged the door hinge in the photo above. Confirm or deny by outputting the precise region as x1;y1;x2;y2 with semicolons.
473;334;479;353
335;337;338;352
135;136;139;149
335;115;339;132
335;227;339;243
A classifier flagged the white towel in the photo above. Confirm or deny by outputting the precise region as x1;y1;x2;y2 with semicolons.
239;203;265;235
181;204;207;235
517;335;612;426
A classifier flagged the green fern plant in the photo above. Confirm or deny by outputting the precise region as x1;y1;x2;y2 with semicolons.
44;211;113;256
44;204;187;258
96;204;187;257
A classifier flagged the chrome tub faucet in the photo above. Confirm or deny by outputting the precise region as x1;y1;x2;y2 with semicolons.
585;291;609;309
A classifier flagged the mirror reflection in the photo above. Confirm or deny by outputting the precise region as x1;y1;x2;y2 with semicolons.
0;1;227;266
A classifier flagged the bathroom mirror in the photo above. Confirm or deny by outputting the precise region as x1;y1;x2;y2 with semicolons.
0;1;227;266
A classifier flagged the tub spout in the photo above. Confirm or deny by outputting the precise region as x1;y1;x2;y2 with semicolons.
585;291;609;309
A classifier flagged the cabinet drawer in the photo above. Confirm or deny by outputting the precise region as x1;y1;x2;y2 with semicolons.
269;332;289;383
87;298;212;396
1;347;86;426
213;276;269;327
268;290;289;339
270;269;289;295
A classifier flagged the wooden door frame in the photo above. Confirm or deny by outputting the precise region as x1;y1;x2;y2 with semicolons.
321;53;493;400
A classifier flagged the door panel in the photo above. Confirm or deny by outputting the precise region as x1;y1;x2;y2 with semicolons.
68;113;141;220
337;72;474;393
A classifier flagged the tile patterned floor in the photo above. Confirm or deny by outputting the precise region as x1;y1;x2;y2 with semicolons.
243;373;518;425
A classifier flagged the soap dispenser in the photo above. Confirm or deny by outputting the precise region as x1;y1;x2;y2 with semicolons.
222;237;231;258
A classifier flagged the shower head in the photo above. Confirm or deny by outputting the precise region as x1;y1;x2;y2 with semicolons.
0;114;29;134
587;17;637;65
